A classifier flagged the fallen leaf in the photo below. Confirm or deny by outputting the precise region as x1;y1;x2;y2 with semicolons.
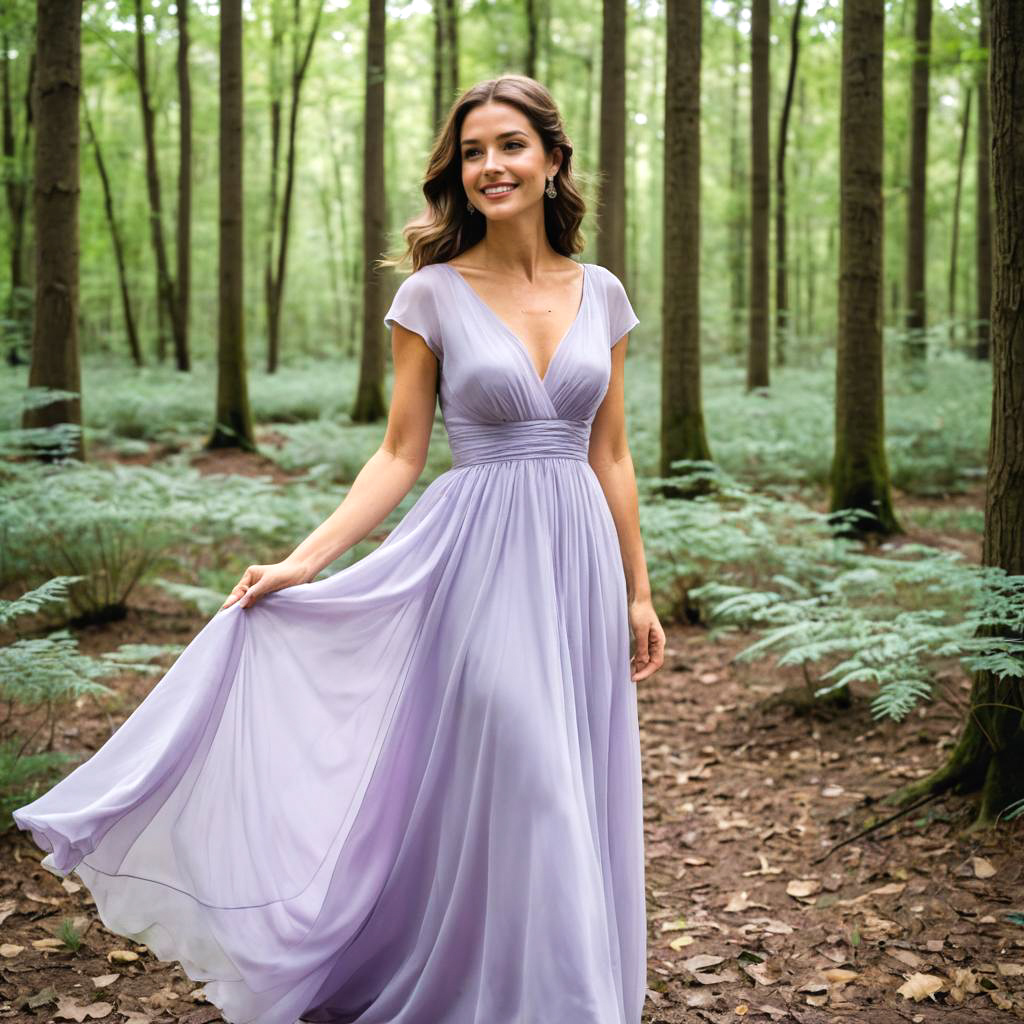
32;937;66;949
0;898;17;926
0;942;25;957
90;974;119;988
141;984;180;1009
786;879;821;901
972;856;996;879
53;995;113;1021
61;878;83;894
107;949;139;963
897;973;946;1002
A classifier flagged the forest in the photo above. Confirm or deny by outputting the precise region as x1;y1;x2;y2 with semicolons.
1;0;1023;1021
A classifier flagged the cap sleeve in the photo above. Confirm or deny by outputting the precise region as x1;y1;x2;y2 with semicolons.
604;267;639;348
383;268;442;360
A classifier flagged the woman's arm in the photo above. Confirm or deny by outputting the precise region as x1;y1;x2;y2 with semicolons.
221;326;440;609
587;334;666;681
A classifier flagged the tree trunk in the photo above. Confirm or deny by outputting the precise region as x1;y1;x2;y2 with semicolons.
176;0;192;370
747;0;770;391
23;0;84;460
597;0;628;282
266;0;326;374
3;39;34;366
829;0;901;537
84;103;142;367
903;0;931;362
949;85;971;346
889;0;1024;829
351;0;388;422
728;0;746;359
774;0;804;369
209;0;256;452
976;0;992;361
134;0;185;368
525;0;538;80
660;0;711;490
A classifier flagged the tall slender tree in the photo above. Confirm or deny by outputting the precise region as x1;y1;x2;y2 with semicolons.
948;84;971;343
727;0;747;358
134;0;185;368
775;0;805;368
351;0;388;422
748;0;770;391
176;0;192;367
904;0;932;361
891;0;1023;828
975;0;992;361
598;0;629;281
23;0;83;460
84;103;142;367
208;0;256;451
661;0;711;488
264;0;326;374
2;30;34;365
829;0;900;536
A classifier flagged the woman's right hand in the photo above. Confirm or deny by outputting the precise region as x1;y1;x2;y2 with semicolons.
220;559;312;610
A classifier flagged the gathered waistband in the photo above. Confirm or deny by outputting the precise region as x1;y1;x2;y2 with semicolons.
447;418;591;468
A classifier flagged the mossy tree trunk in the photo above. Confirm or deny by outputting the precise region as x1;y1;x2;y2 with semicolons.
830;0;900;538
889;0;1024;829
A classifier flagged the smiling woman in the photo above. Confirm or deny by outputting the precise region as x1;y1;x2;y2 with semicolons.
13;74;661;1024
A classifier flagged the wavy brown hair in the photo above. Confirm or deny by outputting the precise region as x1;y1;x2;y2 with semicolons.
378;75;589;273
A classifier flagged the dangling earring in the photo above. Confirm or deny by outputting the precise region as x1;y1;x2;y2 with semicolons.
466;198;476;213
545;175;557;199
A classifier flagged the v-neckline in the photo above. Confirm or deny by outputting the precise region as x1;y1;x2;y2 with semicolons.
444;261;589;386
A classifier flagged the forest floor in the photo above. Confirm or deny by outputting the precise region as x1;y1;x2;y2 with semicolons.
0;447;1020;1024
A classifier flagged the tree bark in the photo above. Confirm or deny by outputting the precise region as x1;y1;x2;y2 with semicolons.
660;0;711;491
889;0;1024;829
976;0;992;361
351;0;388;422
748;0;770;391
904;0;931;361
84;103;142;367
176;0;192;369
774;0;804;369
3;39;34;366
829;0;900;537
265;0;326;374
949;85;971;344
597;0;628;282
134;0;185;368
209;0;256;451
728;0;746;359
23;0;84;460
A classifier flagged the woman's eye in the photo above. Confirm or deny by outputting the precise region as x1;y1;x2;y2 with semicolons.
463;142;524;157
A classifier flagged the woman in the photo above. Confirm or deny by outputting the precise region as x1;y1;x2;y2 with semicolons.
13;74;665;1024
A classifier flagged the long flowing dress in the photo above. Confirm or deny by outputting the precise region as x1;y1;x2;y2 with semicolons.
11;259;647;1024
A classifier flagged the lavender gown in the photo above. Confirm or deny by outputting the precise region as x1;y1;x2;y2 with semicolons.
12;260;646;1024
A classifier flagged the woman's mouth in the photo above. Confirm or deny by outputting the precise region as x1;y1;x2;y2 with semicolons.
480;184;518;200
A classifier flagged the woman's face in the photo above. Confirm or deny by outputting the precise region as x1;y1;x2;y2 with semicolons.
458;101;561;221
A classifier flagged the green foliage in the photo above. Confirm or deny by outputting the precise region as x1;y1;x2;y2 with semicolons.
0;458;338;621
0;577;173;831
642;465;1023;723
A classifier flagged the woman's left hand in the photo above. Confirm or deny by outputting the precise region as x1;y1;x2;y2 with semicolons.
628;598;666;682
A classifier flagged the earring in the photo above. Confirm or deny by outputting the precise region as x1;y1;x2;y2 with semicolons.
467;198;476;213
545;175;557;198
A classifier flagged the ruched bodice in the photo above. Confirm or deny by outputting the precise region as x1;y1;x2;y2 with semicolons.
447;418;591;467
